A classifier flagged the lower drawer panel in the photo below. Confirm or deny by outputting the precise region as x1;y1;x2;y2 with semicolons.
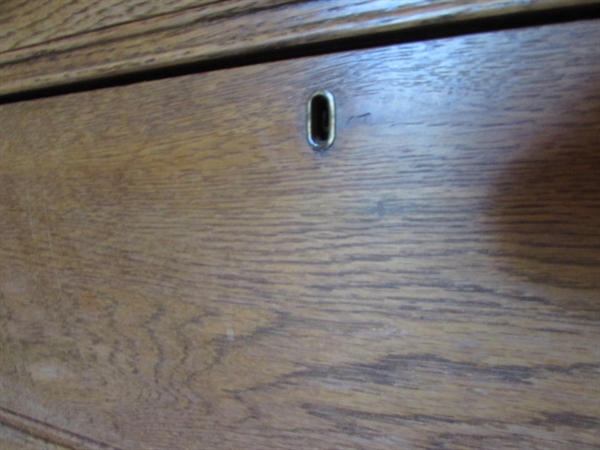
1;19;599;450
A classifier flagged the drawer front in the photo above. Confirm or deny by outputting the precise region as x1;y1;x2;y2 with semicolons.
2;0;596;97
1;20;599;450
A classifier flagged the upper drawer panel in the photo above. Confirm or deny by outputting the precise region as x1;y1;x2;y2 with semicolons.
1;0;598;96
0;0;221;52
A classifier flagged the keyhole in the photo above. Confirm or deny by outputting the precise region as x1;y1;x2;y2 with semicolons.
307;91;335;150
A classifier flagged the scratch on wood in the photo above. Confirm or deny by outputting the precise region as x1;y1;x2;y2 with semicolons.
41;189;64;298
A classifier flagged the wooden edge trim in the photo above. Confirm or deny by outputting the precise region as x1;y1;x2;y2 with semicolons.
0;407;122;450
0;0;599;97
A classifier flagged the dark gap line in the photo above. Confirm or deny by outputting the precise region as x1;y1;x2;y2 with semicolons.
1;3;599;105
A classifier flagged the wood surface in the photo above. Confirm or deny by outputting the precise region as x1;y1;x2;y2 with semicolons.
0;0;222;53
1;0;599;96
0;422;70;450
1;19;599;450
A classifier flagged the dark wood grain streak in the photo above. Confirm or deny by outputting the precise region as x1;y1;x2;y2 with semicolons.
1;0;599;96
0;422;70;450
0;407;121;450
1;19;599;450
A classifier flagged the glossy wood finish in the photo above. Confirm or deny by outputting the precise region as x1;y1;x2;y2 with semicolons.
1;0;599;96
0;0;220;52
1;19;599;450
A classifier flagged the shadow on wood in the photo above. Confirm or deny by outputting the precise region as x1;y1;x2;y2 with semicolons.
488;85;600;316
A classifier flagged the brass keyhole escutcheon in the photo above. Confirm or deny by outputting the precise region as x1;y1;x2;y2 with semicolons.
307;90;335;150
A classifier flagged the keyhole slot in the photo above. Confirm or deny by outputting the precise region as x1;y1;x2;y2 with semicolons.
307;91;335;150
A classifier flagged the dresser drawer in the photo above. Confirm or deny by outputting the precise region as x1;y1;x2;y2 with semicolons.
1;19;599;450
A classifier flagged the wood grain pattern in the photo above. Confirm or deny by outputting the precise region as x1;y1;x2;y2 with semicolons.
0;408;113;450
0;421;71;450
1;19;599;450
0;0;221;53
1;0;599;96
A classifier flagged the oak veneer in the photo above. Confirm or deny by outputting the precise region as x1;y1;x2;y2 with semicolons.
0;0;222;52
1;0;599;96
0;422;70;450
1;18;599;450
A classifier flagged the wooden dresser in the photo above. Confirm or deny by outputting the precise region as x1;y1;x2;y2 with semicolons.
1;2;599;449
